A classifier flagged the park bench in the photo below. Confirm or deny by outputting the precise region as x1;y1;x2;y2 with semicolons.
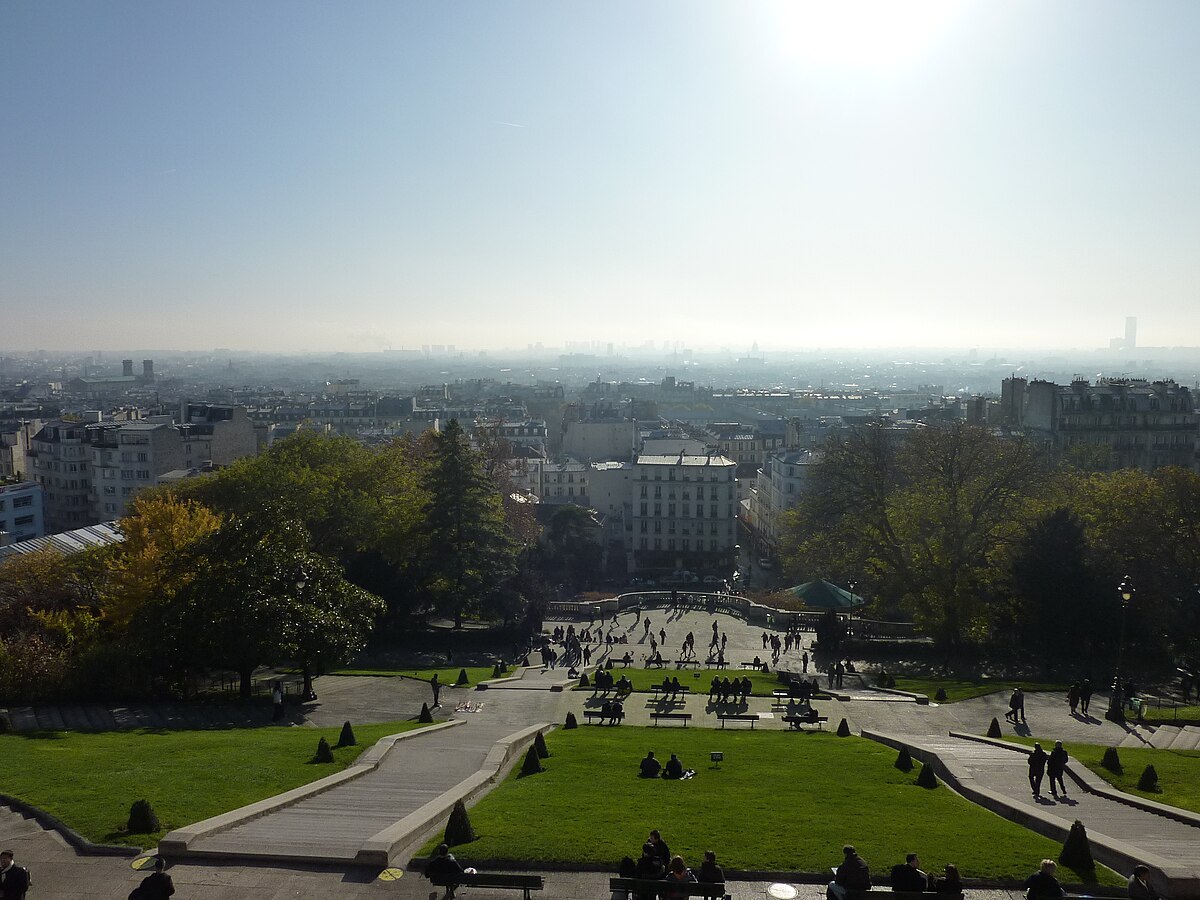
783;714;828;730
717;712;759;728
674;659;701;668
610;877;727;899
650;711;693;726
428;871;545;900
739;661;765;670
704;660;730;669
583;710;624;725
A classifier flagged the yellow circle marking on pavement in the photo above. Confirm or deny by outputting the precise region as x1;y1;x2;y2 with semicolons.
131;856;157;870
377;867;404;882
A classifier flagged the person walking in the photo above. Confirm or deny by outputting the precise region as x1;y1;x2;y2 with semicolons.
1080;678;1093;716
272;681;285;722
802;651;809;674
1028;742;1048;798
430;672;442;708
1048;741;1069;798
1067;682;1080;716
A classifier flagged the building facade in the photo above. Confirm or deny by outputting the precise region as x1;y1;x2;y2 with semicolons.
629;453;737;574
0;478;45;545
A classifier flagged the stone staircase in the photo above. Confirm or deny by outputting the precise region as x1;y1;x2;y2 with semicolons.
1122;723;1200;751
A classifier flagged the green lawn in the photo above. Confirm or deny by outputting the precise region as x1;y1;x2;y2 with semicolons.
1011;737;1200;815
891;677;1069;703
0;720;426;847
328;666;498;685
574;667;787;697
431;727;1122;884
1140;704;1200;724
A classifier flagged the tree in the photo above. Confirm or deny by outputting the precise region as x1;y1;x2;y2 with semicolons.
421;420;518;627
144;517;382;697
543;504;603;592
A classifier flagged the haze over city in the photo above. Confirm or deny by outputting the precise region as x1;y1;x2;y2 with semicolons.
4;1;1200;353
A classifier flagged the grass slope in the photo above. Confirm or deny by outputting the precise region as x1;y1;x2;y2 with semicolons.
1;720;425;846
434;728;1119;884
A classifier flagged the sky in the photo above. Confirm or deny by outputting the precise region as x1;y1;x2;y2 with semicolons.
2;1;1200;353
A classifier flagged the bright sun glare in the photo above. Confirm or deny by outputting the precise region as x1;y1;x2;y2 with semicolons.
775;0;965;68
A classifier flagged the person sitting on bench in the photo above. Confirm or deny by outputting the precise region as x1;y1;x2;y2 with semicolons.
828;845;871;900
610;698;624;723
425;843;464;887
663;753;685;779
622;651;633;667
633;843;666;899
670;676;683;698
640;751;662;778
617;674;633;693
891;853;931;892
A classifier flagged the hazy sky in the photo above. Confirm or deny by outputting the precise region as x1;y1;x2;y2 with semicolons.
3;1;1199;353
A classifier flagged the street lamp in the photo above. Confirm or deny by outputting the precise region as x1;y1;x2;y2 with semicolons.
295;573;319;702
847;580;859;639
1106;575;1135;722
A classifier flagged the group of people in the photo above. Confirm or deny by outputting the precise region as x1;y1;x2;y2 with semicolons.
1027;741;1070;799
657;676;688;700
1066;680;1094;717
638;751;689;780
708;675;752;703
618;830;725;900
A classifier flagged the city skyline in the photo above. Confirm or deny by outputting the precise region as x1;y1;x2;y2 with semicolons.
4;1;1200;352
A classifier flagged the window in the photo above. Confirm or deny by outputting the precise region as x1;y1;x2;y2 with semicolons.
640;521;648;533
682;538;690;551
696;486;704;500
668;521;676;534
137;452;148;462
103;486;116;496
0;500;5;511
696;506;703;518
654;503;661;515
668;539;675;550
711;504;718;518
640;503;647;516
640;538;648;550
654;486;661;498
14;515;34;526
654;521;662;533
13;495;32;509
654;538;662;550
121;470;134;479
640;485;647;497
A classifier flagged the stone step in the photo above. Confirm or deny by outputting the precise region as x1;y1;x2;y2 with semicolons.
1167;725;1200;751
1148;724;1181;749
1118;726;1156;749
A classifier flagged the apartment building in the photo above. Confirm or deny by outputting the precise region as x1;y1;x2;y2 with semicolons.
629;452;737;574
0;478;45;544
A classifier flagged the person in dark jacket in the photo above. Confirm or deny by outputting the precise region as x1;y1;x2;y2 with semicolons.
1027;743;1048;798
647;830;671;866
829;845;872;900
1127;864;1159;900
1048;741;1069;798
663;754;685;780
0;851;30;900
425;843;465;887
699;851;725;888
891;853;931;892
640;751;662;778
936;864;963;895
1024;859;1065;898
633;842;667;900
133;857;175;899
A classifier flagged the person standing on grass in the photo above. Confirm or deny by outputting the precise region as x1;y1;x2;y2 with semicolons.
1027;743;1048;798
1048;741;1069;798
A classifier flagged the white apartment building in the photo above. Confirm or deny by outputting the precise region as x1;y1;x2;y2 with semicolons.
538;461;589;505
0;479;45;544
562;418;638;462
629;453;737;574
745;448;820;557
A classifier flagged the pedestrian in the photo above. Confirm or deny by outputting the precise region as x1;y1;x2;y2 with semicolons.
583;645;592;665
1014;686;1027;723
1068;682;1080;716
1028;742;1048;798
660;628;666;645
835;660;845;689
1006;688;1021;723
1080;678;1093;716
802;651;809;674
272;681;285;721
762;632;769;649
644;617;651;635
1048;741;1068;798
0;851;30;900
130;856;175;899
430;672;442;707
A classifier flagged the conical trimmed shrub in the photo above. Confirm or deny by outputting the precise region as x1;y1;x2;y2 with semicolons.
127;799;160;834
1059;819;1095;871
492;663;502;678
987;717;1003;738
1138;764;1160;792
1101;746;1122;774
836;718;851;737
519;745;543;776
579;672;590;687
564;711;578;729
935;688;948;702
336;721;357;748
895;746;914;772
313;736;334;763
456;668;469;686
444;799;476;846
916;762;938;788
534;730;550;759
419;703;434;724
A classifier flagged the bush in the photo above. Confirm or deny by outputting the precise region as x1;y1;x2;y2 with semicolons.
579;672;590;687
519;745;543;776
1101;746;1122;774
456;668;470;686
836;718;851;737
313;736;334;763
419;703;434;724
935;688;948;702
1059;819;1095;871
534;731;550;759
444;799;476;846
987;718;1003;738
916;762;938;788
895;746;914;772
492;663;502;678
336;721;357;748
127;799;160;834
564;711;578;729
1138;764;1160;792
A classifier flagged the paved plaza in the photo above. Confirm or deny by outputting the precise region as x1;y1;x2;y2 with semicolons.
4;603;1199;898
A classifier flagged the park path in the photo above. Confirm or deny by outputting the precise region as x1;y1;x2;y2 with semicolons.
174;664;571;864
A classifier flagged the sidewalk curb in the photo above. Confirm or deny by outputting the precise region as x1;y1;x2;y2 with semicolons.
158;719;461;856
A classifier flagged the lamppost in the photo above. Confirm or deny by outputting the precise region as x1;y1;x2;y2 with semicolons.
1106;575;1135;722
847;579;859;639
296;573;319;702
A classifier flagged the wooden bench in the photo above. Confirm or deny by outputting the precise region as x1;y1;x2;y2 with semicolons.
739;662;764;670
783;714;828;730
583;710;624;725
650;712;693;727
674;659;701;668
610;877;727;899
704;660;730;668
428;872;545;900
717;713;759;729
651;685;691;700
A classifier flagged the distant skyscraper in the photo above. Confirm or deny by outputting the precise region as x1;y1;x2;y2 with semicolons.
1125;316;1137;350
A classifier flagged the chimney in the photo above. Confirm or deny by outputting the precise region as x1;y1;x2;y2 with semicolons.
122;359;134;377
142;359;154;382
